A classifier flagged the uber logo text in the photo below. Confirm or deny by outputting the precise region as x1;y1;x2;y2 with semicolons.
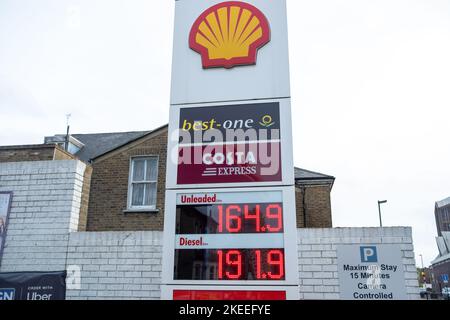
0;288;15;300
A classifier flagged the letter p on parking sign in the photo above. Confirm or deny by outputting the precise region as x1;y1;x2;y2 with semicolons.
360;246;378;263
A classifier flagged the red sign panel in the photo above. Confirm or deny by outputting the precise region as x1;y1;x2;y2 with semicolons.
177;141;281;184
173;290;286;300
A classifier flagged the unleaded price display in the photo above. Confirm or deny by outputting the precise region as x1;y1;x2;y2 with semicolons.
173;191;286;282
176;202;283;234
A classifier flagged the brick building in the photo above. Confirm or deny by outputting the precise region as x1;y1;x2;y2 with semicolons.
435;197;450;237
0;144;75;162
431;197;450;293
431;231;450;293
36;124;334;232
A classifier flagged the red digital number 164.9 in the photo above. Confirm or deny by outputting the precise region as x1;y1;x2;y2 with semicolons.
217;204;282;233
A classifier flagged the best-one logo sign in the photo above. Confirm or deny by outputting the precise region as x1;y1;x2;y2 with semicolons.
179;103;280;142
189;1;270;69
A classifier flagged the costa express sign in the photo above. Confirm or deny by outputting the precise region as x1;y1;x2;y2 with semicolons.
177;141;281;184
189;1;270;69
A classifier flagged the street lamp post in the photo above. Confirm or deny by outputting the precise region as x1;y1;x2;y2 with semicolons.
419;254;429;299
419;254;425;288
378;200;387;227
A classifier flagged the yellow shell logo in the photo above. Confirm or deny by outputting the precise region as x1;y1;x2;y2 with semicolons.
189;1;271;69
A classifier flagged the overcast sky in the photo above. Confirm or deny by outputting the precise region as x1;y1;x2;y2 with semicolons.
1;0;449;266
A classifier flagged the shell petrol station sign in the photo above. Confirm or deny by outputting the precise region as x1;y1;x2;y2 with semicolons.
189;1;271;69
162;0;299;300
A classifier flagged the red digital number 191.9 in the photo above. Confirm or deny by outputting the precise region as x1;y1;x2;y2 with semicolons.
217;249;285;280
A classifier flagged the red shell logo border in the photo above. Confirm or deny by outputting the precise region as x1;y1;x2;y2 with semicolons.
189;1;271;69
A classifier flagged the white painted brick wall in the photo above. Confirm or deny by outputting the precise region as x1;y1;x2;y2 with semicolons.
66;231;163;300
298;227;420;300
0;160;86;272
65;227;419;300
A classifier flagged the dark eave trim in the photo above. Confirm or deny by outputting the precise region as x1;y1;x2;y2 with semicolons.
90;124;168;162
0;144;56;150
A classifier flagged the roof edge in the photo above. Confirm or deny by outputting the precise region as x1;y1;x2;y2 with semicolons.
91;124;168;162
436;197;450;208
0;144;57;150
294;167;335;180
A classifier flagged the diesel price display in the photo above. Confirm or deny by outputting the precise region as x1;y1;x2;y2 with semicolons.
174;249;285;280
173;191;286;281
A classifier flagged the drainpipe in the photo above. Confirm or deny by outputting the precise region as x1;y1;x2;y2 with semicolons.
301;186;307;228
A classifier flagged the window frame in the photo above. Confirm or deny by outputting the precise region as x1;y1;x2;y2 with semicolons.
127;155;159;211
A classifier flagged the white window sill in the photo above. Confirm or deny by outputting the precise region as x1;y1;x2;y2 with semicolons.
123;208;159;214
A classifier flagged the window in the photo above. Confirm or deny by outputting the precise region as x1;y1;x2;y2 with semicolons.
67;142;81;155
128;156;158;210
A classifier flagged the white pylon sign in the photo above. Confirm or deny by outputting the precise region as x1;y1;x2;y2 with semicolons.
162;0;299;300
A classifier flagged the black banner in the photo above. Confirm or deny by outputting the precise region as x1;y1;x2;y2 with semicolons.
0;271;66;300
0;300;435;318
179;102;280;141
